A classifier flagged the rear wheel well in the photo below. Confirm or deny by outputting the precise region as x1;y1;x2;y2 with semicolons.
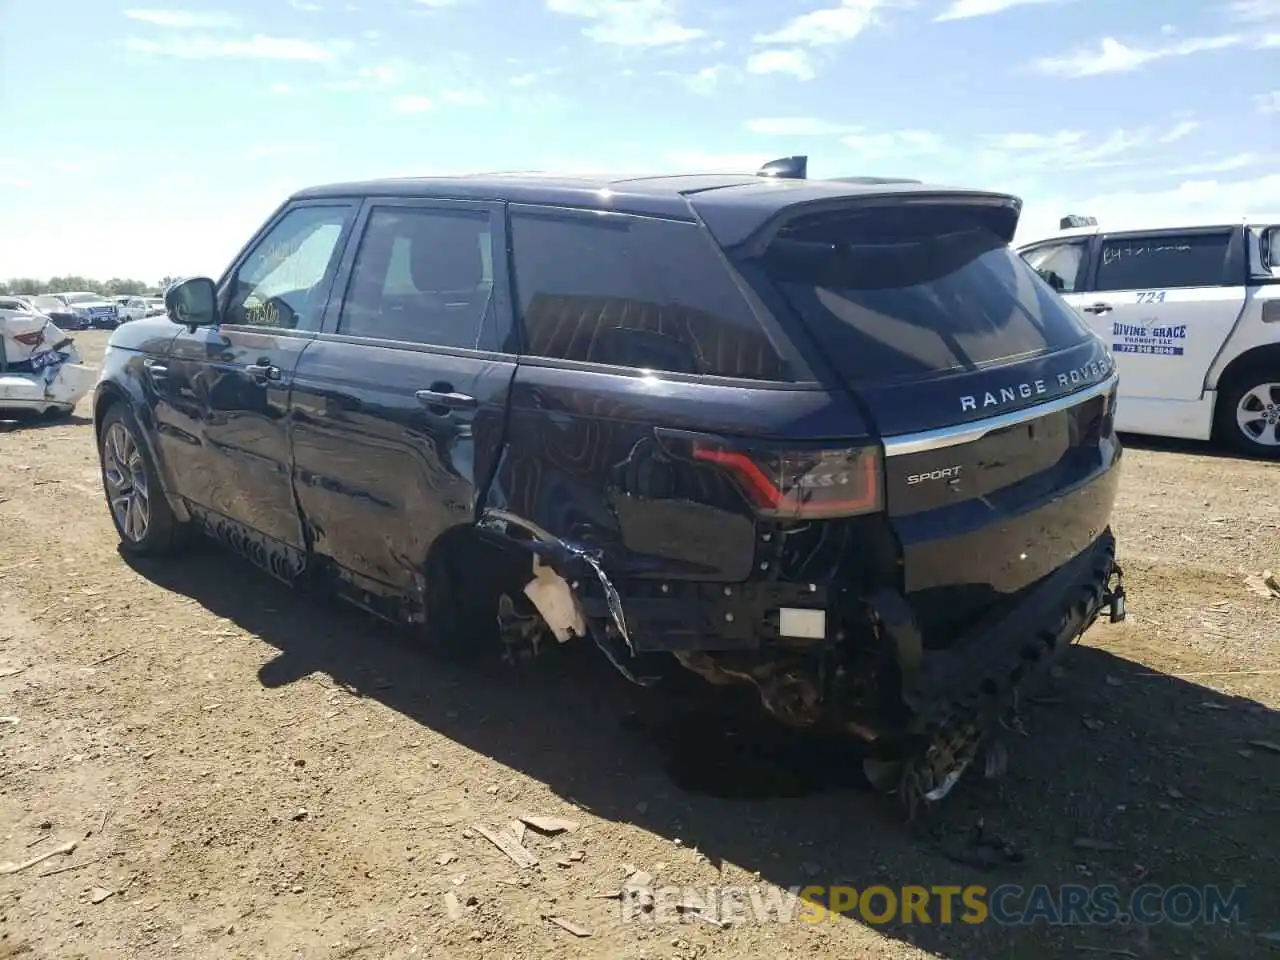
420;522;545;655
1215;344;1280;395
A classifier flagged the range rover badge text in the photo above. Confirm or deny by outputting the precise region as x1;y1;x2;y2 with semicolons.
959;357;1113;413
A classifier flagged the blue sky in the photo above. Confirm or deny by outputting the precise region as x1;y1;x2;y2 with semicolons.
1;0;1277;281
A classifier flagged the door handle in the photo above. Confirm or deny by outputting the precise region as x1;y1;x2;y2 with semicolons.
1082;302;1113;315
415;385;477;410
245;361;282;382
142;358;168;380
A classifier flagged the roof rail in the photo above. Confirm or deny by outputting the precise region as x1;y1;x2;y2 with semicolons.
756;156;808;179
1060;214;1098;229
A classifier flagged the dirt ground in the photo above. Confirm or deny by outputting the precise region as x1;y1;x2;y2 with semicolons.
1;330;1277;960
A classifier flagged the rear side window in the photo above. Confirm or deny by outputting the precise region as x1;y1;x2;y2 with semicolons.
1093;231;1232;291
752;202;1092;385
338;205;496;349
509;207;796;381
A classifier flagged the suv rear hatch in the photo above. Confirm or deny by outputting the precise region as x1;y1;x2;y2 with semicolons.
711;192;1121;644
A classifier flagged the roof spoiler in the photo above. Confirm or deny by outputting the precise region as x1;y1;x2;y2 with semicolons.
829;176;923;185
756;156;808;179
1060;214;1098;229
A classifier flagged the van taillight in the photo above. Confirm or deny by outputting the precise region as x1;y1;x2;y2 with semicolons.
687;439;883;519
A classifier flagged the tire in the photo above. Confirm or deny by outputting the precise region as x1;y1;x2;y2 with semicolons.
98;402;188;555
1215;370;1280;458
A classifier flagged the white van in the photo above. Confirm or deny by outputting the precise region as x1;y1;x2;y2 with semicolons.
1017;216;1280;458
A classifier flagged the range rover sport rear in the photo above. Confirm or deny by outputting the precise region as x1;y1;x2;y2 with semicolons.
621;183;1127;814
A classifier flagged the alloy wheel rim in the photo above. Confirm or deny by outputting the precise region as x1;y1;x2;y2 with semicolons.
102;422;151;541
1235;382;1280;448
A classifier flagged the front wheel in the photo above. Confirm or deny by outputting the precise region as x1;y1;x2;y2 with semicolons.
98;403;187;555
1216;373;1280;458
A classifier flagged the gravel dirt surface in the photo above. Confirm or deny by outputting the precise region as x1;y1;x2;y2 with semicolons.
1;330;1277;960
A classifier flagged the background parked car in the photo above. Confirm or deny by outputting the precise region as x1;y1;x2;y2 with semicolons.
26;294;87;330
144;296;166;316
56;291;119;329
112;295;150;323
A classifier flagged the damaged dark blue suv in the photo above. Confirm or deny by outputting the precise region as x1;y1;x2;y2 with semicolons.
92;158;1126;816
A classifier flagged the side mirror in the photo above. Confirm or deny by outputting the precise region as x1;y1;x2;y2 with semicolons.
1262;226;1280;271
165;277;219;329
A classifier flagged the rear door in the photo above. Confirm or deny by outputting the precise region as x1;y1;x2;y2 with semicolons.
287;197;517;604
159;200;358;569
1084;226;1246;402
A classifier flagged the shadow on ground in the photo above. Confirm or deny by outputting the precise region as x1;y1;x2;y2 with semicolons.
1117;431;1276;464
124;545;1280;960
0;412;93;433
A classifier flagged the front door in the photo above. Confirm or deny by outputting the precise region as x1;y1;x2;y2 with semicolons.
159;200;358;575
1085;227;1246;403
287;198;517;606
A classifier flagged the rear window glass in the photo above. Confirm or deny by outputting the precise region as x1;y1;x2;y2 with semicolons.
509;207;798;381
1093;231;1231;291
751;203;1092;385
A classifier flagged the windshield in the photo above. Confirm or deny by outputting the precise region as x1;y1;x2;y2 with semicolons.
63;292;104;304
31;296;66;311
750;203;1092;385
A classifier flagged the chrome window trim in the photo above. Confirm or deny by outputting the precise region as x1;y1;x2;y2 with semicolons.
882;373;1119;457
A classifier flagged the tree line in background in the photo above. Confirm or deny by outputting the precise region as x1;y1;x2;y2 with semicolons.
0;276;181;298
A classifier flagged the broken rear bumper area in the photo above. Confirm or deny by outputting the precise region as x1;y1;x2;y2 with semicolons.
536;525;1123;750
891;528;1124;738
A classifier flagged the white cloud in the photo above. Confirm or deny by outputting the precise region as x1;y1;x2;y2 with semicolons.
289;0;323;10
933;0;1060;22
125;34;350;61
1225;0;1280;21
245;144;320;158
663;150;768;172
675;64;729;95
747;117;856;135
746;48;815;80
545;0;703;46
1014;174;1280;243
1033;34;1243;77
985;130;1085;150
1158;120;1198;143
754;0;889;46
1260;32;1280;46
842;129;944;159
1164;152;1264;175
509;68;560;87
123;8;240;27
441;89;486;105
1256;90;1280;112
390;95;435;112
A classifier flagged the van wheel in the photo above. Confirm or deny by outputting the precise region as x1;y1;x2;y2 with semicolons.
1216;372;1280;458
98;403;187;555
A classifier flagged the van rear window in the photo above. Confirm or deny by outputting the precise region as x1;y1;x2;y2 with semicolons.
750;203;1093;385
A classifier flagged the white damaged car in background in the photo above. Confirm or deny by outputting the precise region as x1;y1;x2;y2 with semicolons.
0;296;97;420
1018;215;1280;458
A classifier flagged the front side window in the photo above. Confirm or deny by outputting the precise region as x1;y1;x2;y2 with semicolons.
509;207;795;381
224;204;353;330
1021;241;1087;293
1094;231;1232;291
337;206;496;348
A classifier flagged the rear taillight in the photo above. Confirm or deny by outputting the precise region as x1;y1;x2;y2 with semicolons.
12;329;45;347
656;429;884;520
